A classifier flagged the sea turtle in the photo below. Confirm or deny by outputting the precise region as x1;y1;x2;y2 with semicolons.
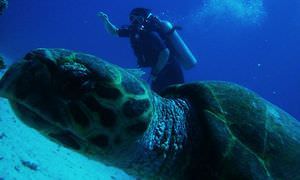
0;0;8;15
0;48;299;179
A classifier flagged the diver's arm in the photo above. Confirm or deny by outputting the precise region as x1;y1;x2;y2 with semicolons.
151;48;170;77
97;12;119;36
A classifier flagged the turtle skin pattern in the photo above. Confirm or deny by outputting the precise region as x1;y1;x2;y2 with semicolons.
0;48;154;165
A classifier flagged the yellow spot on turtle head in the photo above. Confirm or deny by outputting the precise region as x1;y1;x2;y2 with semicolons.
59;53;77;64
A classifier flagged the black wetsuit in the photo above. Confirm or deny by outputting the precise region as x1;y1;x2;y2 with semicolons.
118;25;184;93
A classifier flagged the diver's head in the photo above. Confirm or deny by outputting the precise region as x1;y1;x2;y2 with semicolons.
129;8;152;25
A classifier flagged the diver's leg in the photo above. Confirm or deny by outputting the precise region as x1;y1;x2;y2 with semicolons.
161;59;184;85
151;74;165;93
169;60;184;84
151;60;184;93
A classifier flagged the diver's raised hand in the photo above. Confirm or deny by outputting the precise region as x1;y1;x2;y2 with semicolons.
97;11;118;36
97;12;109;22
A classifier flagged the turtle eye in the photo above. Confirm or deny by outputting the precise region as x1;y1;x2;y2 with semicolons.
57;62;93;99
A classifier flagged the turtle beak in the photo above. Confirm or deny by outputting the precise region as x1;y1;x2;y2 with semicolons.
0;57;69;130
0;63;18;98
0;60;31;99
0;58;53;100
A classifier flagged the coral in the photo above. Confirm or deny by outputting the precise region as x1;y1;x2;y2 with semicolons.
0;0;8;15
21;160;38;171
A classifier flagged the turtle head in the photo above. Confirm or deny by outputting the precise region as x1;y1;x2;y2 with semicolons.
0;48;153;163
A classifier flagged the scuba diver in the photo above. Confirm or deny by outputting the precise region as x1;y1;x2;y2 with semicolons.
98;8;197;93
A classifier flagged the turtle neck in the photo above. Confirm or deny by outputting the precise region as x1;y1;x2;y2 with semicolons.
114;94;191;179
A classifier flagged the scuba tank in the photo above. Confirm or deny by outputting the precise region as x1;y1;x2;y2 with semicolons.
159;20;198;69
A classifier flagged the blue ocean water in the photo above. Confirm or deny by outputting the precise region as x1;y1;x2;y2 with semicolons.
0;1;299;179
0;0;299;119
1;0;299;120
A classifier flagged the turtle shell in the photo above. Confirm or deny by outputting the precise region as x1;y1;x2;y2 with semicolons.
161;81;300;179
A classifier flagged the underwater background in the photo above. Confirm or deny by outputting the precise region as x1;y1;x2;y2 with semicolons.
0;0;299;179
